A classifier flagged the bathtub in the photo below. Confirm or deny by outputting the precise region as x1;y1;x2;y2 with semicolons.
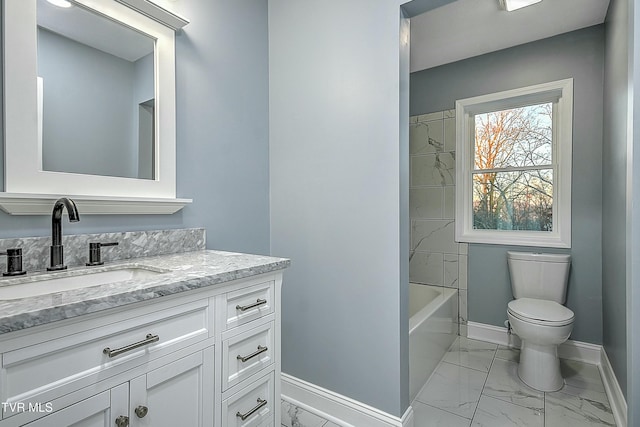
409;283;458;401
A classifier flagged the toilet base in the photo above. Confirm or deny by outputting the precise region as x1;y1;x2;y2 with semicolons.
518;340;564;392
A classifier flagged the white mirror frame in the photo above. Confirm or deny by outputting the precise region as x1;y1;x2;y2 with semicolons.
1;0;191;214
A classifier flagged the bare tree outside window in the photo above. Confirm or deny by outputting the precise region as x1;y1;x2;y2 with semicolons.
472;103;553;231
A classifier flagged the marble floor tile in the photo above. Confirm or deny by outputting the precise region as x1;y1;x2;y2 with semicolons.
560;359;606;392
441;337;497;373
281;400;328;427
415;360;487;419
412;400;471;427
471;395;544;427
280;340;616;427
545;384;616;426
494;345;519;363
556;382;611;405
482;358;544;412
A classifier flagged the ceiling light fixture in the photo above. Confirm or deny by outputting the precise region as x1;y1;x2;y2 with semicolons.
46;0;72;8
498;0;542;12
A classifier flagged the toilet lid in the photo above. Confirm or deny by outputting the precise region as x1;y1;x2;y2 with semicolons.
508;298;574;326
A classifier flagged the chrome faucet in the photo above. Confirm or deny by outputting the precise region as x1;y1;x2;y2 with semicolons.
48;197;80;271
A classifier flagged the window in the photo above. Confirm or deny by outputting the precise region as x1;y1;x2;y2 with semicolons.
455;79;573;248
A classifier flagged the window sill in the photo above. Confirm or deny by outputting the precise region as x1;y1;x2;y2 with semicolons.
456;229;570;248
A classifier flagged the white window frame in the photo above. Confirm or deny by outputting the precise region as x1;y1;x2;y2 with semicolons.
455;79;573;248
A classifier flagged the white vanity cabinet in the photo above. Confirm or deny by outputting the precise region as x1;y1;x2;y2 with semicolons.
127;348;215;427
17;388;125;427
0;271;283;427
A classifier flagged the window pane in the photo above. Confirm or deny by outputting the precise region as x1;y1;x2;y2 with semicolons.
474;103;552;169
472;169;553;231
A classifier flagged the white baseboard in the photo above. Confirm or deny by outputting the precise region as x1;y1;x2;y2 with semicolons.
600;348;628;427
282;325;627;427
466;321;522;348
281;373;414;427
466;321;601;364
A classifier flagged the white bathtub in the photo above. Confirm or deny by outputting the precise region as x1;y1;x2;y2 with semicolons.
409;283;458;401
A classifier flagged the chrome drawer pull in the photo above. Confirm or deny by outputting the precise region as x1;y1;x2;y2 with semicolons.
103;334;159;358
236;398;267;421
237;345;268;363
236;298;267;312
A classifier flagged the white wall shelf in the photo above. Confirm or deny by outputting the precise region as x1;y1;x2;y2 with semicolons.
0;193;191;215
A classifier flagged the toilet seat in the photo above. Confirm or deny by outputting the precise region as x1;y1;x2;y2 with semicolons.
507;298;574;326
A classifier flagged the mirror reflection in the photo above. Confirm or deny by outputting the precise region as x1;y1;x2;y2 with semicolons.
37;0;156;180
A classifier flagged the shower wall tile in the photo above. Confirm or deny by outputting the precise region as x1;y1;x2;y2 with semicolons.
459;254;468;290
444;186;455;219
410;121;441;154
411;153;455;186
410;110;466;338
444;117;456;152
444;254;459;288
413;120;444;153
410;188;443;219
410;252;444;286
418;111;443;122
412;219;457;254
459;243;468;255
459;289;468;326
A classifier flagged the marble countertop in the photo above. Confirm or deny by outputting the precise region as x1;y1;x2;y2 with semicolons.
0;250;290;335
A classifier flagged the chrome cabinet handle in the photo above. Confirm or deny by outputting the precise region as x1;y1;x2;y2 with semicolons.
103;334;159;358
115;415;129;427
134;405;148;418
236;298;267;312
237;345;268;363
236;398;267;421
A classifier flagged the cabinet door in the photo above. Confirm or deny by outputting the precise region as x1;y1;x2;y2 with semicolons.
24;383;128;427
129;347;214;427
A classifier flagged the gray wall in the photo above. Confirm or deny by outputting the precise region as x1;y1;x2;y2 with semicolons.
0;0;271;257
269;0;410;417
411;26;605;344
602;0;628;400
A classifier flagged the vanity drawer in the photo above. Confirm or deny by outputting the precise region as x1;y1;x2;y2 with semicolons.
1;299;211;414
222;320;274;391
224;281;274;330
222;371;274;427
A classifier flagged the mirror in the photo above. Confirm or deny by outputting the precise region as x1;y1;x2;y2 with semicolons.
37;0;156;179
2;0;189;213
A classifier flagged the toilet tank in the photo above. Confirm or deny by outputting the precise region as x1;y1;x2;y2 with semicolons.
507;251;571;303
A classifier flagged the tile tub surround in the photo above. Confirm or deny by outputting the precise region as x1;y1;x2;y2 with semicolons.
0;228;206;273
0;250;290;334
410;109;468;335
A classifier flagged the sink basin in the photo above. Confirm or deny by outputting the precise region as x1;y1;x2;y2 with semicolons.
0;266;167;300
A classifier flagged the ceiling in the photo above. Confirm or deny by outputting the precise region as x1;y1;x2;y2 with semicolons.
410;0;610;73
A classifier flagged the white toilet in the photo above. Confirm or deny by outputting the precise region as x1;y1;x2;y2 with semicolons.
506;251;575;392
